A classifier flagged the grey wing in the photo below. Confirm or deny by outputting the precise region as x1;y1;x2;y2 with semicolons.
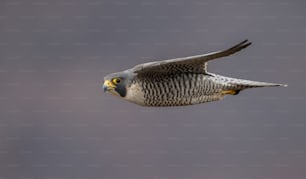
132;39;251;74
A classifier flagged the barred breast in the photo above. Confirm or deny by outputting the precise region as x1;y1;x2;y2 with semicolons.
134;73;227;106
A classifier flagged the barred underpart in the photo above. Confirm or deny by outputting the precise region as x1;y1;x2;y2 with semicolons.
134;73;236;106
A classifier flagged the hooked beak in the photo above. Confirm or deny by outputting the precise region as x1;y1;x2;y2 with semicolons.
103;80;116;92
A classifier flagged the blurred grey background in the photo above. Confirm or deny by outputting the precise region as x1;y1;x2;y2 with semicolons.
0;0;305;178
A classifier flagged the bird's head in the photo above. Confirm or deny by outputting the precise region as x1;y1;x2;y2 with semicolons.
103;70;133;98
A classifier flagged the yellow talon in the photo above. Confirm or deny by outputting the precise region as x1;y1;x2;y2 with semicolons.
222;90;240;95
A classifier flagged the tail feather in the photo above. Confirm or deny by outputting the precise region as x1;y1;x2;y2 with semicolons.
233;80;287;88
226;78;287;94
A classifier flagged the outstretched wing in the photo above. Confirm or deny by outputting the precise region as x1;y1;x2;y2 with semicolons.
132;39;251;74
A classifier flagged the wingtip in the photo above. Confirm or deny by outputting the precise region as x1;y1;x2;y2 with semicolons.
242;39;249;43
243;39;252;46
237;39;252;49
238;39;249;45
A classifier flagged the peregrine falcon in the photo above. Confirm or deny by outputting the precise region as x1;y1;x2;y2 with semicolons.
103;40;287;106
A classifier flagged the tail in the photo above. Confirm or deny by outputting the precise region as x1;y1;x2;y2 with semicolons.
221;77;287;95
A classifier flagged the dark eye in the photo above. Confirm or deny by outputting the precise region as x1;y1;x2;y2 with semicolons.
112;78;121;84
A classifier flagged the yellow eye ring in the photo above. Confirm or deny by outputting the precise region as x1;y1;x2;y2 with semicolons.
112;78;121;84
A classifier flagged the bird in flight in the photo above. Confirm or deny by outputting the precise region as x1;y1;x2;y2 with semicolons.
103;40;287;107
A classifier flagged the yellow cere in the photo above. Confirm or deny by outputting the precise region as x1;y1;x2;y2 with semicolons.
104;80;116;89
